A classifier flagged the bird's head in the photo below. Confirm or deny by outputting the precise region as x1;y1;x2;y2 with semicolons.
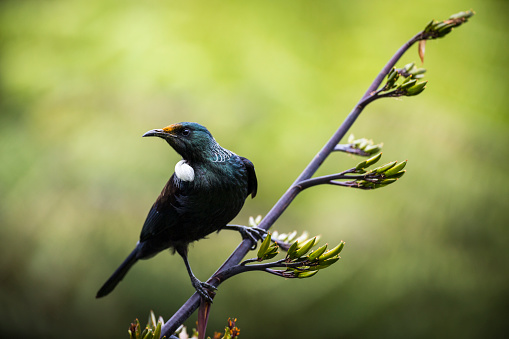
143;122;217;161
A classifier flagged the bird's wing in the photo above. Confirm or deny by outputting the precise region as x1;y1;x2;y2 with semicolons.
240;156;257;198
139;175;181;242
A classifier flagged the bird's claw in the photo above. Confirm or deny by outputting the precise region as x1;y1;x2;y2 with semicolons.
192;278;216;303
223;224;267;250
239;226;267;250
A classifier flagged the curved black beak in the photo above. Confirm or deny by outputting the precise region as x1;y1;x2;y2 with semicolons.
142;129;172;138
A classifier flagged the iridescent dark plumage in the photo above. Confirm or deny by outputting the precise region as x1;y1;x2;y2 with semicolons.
96;122;258;301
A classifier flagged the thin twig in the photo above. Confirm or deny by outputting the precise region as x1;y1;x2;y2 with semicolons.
296;168;358;190
333;144;372;156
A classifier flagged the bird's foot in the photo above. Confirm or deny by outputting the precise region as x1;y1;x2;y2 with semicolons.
191;277;216;303
224;224;267;250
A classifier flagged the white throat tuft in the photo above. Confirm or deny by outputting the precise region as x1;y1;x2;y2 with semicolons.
175;160;195;182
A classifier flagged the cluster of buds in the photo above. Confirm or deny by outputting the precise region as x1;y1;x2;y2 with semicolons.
174;318;240;339
257;233;280;261
253;231;344;279
351;153;407;189
129;311;164;339
396;62;426;79
215;318;240;339
381;63;427;97
284;237;345;279
346;134;383;155
423;10;474;39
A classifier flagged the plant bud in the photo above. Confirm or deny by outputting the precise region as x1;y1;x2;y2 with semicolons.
406;81;427;96
358;139;370;150
257;233;272;259
262;246;279;260
375;161;397;173
449;10;474;20
363;144;381;154
314;257;340;270
286;241;299;259
297;271;318;279
384;160;407;177
379;178;397;185
318;242;345;261
387;68;398;82
404;62;415;72
153;322;162;339
423;19;435;32
294;237;317;258
400;79;417;90
308;244;328;261
433;21;448;31
385;170;406;179
356;152;382;170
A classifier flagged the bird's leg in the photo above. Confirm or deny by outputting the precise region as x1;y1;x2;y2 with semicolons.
176;246;216;303
223;224;267;250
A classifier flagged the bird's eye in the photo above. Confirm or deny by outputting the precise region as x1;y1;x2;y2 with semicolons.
181;128;190;136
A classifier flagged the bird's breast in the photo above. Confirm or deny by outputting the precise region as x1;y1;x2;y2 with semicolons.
176;159;248;217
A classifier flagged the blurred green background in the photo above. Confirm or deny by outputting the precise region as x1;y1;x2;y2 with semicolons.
1;0;508;338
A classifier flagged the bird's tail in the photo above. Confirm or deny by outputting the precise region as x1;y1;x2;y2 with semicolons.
96;246;140;298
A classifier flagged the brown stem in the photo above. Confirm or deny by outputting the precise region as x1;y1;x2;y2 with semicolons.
160;31;424;338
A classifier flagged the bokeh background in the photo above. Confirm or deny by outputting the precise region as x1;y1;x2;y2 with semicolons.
1;0;508;338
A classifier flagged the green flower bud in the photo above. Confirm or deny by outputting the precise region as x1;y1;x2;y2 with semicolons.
406;81;427;96
379;178;397;185
318;242;345;261
262;246;279;260
423;19;435;33
307;244;328;261
366;153;382;166
358;139;370;150
257;233;272;260
153;322;162;339
433;21;448;31
408;67;426;76
312;257;340;270
286;240;299;259
400;79;417;90
142;330;154;339
384;160;407;177
375;161;397;173
403;62;415;72
361;181;376;189
135;319;141;338
363;144;381;154
294;237;317;258
297;270;318;279
449;10;474;20
356;153;382;170
384;170;406;179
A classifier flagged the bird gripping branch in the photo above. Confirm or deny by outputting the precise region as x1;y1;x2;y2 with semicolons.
96;122;259;303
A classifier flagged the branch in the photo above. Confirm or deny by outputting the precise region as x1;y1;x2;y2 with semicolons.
160;31;422;339
333;144;373;156
160;10;475;336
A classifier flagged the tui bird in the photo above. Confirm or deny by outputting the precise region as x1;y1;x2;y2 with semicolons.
96;122;262;302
